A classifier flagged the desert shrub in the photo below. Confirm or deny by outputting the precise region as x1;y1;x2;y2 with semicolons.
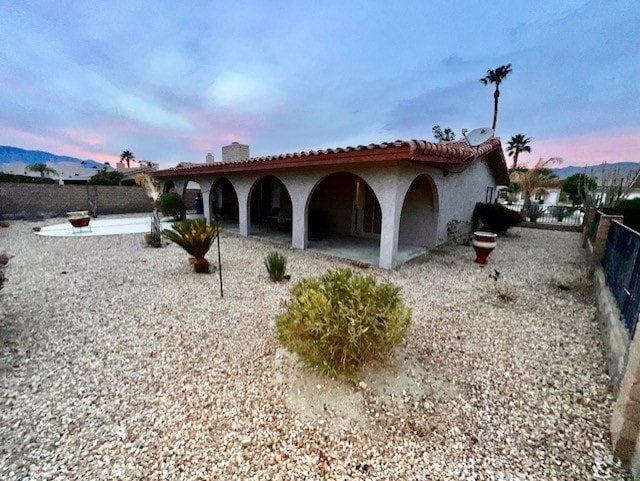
0;172;56;184
605;198;640;232
276;268;411;378
163;219;219;273
472;203;523;234
157;192;187;221
88;168;124;185
265;251;287;282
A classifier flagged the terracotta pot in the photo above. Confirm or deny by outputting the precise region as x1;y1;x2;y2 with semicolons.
193;258;210;274
69;217;90;228
472;231;497;266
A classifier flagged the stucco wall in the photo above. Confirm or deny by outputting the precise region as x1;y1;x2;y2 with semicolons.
399;174;436;247
0;183;153;219
435;158;497;243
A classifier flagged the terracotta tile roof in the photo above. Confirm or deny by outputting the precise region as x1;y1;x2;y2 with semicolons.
154;137;508;183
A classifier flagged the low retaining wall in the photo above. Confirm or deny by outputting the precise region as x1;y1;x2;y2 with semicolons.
0;183;153;219
593;263;640;477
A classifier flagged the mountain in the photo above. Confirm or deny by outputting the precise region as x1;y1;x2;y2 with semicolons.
552;162;640;180
0;145;105;168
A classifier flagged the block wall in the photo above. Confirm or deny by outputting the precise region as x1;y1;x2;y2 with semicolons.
0;183;153;219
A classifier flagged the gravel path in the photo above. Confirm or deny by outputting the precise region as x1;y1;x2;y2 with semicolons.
0;219;630;480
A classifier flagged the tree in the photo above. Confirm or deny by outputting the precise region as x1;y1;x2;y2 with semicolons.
432;125;456;142
510;157;562;208
506;134;531;171
480;64;512;131
88;167;123;185
27;162;58;178
562;173;597;206
120;150;135;168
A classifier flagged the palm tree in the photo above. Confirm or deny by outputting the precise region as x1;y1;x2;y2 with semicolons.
506;134;532;170
27;162;58;178
480;64;512;131
510;157;562;209
120;150;135;169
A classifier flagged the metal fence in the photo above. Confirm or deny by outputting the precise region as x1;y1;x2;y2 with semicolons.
503;204;584;226
602;220;640;337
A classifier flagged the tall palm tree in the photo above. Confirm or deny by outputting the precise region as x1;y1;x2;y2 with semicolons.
480;64;512;131
120;150;135;169
506;134;532;170
27;162;58;178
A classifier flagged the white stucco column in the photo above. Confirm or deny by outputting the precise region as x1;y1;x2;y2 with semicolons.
199;178;214;225
379;200;402;269
291;197;307;250
231;177;254;237
373;173;404;270
173;179;187;198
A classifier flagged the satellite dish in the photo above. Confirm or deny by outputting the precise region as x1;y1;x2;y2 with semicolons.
462;127;494;147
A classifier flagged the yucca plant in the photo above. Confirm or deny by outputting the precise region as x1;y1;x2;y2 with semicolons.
163;219;219;273
265;251;287;282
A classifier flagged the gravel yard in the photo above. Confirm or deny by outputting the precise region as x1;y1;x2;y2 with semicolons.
0;218;630;480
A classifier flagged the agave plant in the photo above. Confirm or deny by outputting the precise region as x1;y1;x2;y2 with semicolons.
163;219;219;273
265;251;287;282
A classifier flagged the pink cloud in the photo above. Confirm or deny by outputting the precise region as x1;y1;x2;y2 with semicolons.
513;128;640;168
1;124;119;164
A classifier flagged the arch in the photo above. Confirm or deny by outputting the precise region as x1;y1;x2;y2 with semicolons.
307;172;382;241
163;180;176;194
182;179;203;215
398;174;439;249
248;175;293;234
211;177;239;226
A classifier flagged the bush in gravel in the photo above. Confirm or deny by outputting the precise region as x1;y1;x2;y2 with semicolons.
276;268;411;378
265;251;287;282
163;219;219;273
156;192;187;221
472;203;523;234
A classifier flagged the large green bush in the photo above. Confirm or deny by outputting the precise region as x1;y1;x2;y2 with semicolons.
276;268;411;377
472;202;523;234
605;198;640;232
156;192;187;221
88;168;124;185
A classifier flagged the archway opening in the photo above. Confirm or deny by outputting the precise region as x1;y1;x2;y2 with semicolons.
211;178;239;226
399;174;438;249
249;176;292;235
308;172;382;241
182;180;203;215
163;180;175;194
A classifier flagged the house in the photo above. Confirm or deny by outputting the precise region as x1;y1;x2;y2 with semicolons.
152;138;509;269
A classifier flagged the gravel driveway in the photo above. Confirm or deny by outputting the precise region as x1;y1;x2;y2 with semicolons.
0;219;630;480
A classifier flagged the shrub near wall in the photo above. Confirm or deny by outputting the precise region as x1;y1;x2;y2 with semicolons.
0;183;153;219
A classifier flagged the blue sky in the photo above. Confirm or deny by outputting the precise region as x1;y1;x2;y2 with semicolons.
1;0;638;168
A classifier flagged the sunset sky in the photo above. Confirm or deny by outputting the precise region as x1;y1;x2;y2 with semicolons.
1;0;638;169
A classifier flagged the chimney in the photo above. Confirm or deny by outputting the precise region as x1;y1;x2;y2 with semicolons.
222;142;250;163
206;153;215;163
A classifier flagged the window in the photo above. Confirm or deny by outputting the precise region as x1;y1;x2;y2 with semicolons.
485;186;494;203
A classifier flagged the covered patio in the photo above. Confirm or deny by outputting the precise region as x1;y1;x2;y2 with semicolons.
153;138;508;268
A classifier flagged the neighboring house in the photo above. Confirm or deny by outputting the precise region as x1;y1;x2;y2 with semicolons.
153;137;509;269
0;160;109;184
